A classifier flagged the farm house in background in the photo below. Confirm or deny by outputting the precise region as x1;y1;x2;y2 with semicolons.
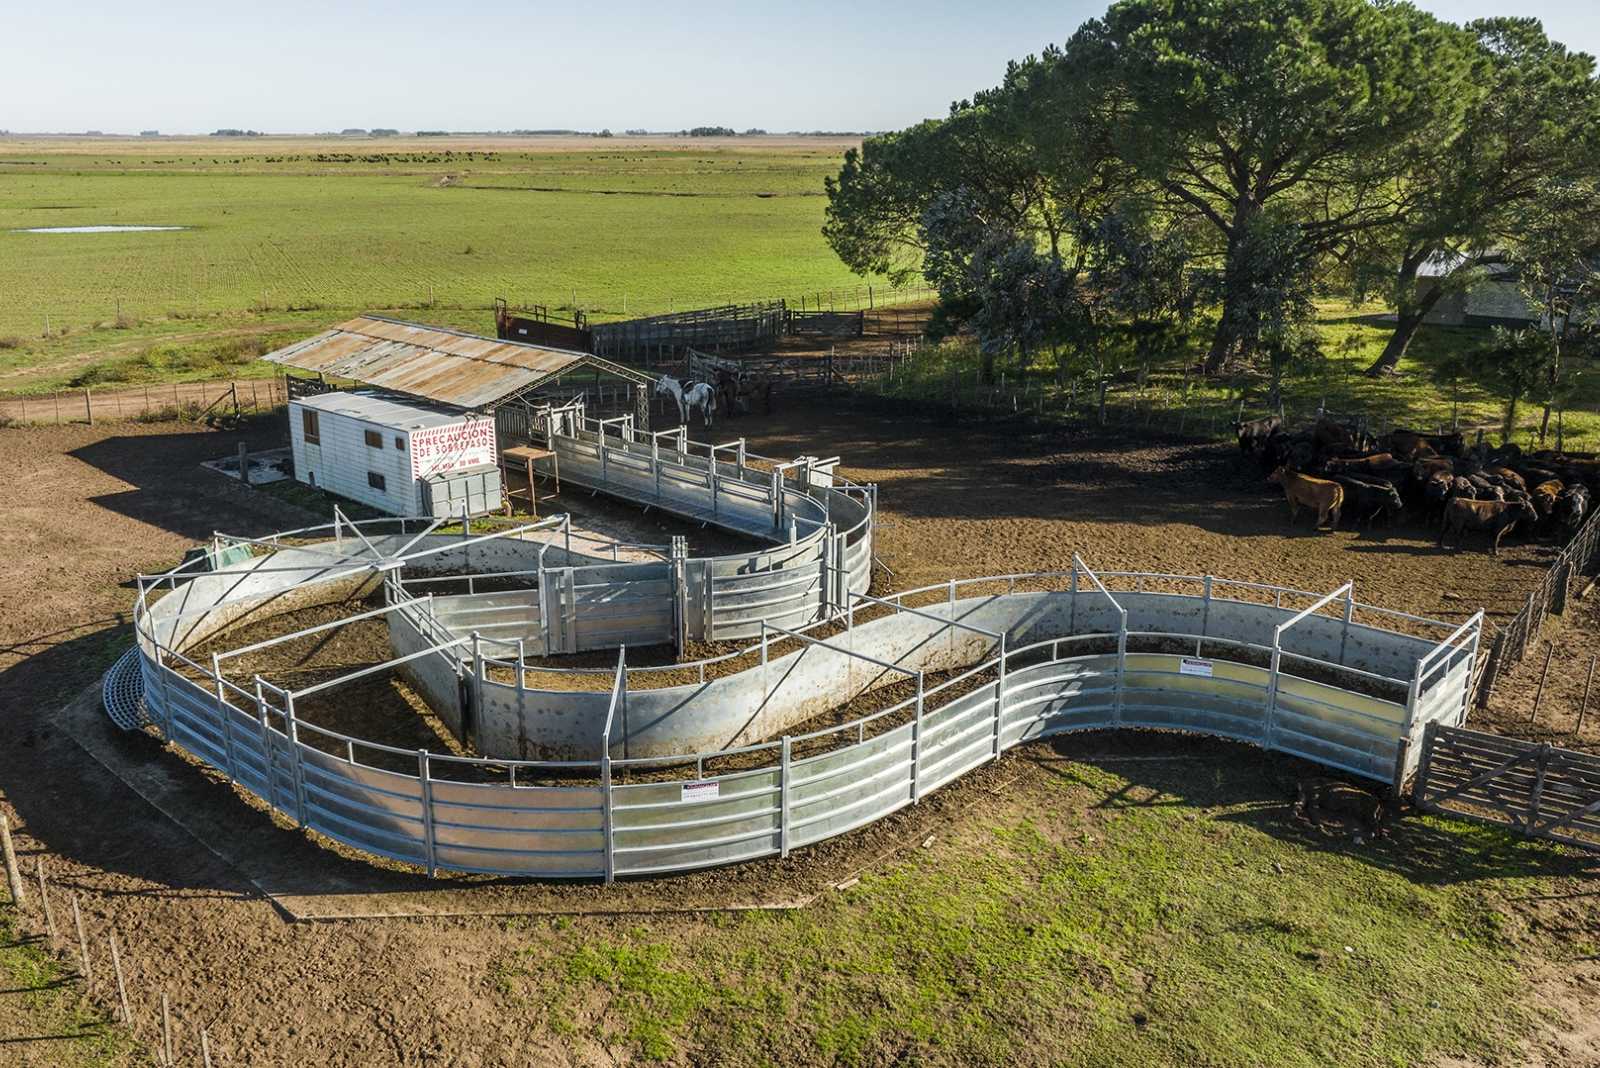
288;390;503;517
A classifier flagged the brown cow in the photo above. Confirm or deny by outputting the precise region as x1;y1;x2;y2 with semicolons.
1414;457;1455;484
1269;466;1344;529
1387;431;1437;462
1438;497;1537;555
1532;479;1563;518
1485;466;1526;492
1323;452;1395;475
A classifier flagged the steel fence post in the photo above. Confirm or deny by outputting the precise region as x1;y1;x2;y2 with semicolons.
253;677;277;812
153;641;175;739
211;653;235;784
911;672;924;803
417;750;437;877
1264;629;1283;750
993;634;1007;759
600;748;615;885
1402;657;1424;744
471;632;485;749
652;436;661;502
1114;609;1128;726
948;579;956;654
760;621;769;698
779;735;792;859
284;690;308;828
1069;567;1079;635
1339;586;1355;666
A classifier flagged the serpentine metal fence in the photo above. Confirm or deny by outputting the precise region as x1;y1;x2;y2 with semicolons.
132;533;1477;881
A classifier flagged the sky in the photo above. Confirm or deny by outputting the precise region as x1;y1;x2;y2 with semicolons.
3;1;1598;135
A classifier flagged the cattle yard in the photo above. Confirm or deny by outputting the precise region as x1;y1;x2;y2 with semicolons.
2;394;1599;1065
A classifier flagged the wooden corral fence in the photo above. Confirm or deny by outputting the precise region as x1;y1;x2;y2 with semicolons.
1414;723;1600;849
0;377;288;426
592;301;788;364
786;309;864;338
685;342;912;394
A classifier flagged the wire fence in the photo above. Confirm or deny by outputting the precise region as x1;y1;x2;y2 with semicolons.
0;377;289;426
1471;504;1600;710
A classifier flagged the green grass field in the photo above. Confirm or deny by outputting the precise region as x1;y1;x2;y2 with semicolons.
0;136;879;390
489;754;1588;1066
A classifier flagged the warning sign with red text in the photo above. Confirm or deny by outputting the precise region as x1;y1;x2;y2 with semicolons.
410;418;497;479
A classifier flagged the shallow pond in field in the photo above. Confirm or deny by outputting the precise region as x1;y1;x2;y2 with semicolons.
11;225;189;233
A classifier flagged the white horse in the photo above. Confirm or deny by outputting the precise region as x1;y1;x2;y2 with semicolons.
655;375;718;428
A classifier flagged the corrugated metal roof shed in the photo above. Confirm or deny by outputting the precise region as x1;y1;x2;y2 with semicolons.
292;388;469;431
262;315;649;410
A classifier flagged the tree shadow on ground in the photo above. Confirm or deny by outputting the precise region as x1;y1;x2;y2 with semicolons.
1025;730;1597;888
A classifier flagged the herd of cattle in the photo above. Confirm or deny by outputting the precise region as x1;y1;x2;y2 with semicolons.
1235;416;1594;555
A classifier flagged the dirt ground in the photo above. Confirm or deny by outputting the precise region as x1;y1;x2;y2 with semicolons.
0;401;1588;1066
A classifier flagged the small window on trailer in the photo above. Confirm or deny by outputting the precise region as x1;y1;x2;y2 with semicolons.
302;408;320;444
364;429;383;449
368;471;386;491
394;436;405;450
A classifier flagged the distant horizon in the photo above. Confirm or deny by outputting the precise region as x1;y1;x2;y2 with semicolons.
0;129;878;139
3;1;1596;136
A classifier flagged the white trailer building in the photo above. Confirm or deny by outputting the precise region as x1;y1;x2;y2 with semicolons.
288;390;502;517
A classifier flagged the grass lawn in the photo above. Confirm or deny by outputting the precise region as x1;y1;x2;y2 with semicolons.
0;136;883;386
489;748;1589;1067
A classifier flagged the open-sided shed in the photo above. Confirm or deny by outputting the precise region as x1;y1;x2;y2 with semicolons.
262;315;654;422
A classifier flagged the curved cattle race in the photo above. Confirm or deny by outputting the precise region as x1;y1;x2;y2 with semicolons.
122;406;1482;882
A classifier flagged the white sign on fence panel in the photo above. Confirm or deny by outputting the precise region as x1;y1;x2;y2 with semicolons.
682;781;720;803
1179;657;1214;678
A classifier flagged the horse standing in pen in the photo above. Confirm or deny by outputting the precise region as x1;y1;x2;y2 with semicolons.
655;374;718;429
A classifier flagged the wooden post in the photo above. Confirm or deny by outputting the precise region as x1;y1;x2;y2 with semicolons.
0;815;24;907
201;1029;215;1068
72;894;92;980
84;388;93;426
1530;642;1554;726
35;859;56;945
162;992;174;1066
1578;655;1597;734
109;932;131;1025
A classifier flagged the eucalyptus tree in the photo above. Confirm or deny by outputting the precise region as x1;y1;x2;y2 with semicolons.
1363;18;1600;376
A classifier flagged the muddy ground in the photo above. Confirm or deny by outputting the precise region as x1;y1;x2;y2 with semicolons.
0;401;1587;1066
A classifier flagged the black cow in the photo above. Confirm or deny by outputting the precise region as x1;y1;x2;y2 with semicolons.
1557;485;1590;532
1465;474;1505;502
1235;416;1282;457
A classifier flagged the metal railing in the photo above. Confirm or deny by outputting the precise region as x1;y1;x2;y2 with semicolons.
134;545;1472;881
